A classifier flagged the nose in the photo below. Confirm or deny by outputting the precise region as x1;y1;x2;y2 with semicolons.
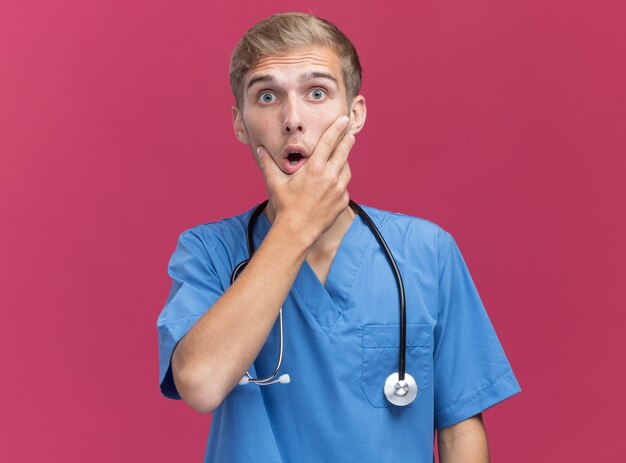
282;97;304;134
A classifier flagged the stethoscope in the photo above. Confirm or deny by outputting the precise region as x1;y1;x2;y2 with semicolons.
231;200;418;406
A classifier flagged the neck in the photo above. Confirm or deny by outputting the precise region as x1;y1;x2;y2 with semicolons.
264;201;356;256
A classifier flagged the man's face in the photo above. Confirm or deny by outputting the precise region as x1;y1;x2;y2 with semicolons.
232;45;365;175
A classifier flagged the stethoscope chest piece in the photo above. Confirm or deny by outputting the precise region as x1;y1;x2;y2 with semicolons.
384;372;418;406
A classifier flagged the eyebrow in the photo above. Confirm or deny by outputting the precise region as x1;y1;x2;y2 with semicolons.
246;71;338;92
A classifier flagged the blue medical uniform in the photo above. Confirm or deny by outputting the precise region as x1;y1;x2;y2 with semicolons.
157;204;521;462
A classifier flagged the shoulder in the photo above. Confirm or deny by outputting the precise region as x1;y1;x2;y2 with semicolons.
358;204;452;253
172;206;258;269
182;209;250;244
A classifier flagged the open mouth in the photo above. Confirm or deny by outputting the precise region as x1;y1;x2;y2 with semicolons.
287;151;304;165
281;144;309;174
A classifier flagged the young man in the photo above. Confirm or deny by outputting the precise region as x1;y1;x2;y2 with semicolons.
157;12;521;462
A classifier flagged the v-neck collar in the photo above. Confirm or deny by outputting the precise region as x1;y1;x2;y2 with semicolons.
252;207;374;333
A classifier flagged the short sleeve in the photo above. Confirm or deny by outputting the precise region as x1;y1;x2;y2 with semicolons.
156;229;225;400
433;231;521;429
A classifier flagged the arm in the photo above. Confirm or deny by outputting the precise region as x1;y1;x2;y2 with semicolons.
438;414;489;463
171;116;354;413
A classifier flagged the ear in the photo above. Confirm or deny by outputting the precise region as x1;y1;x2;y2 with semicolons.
232;106;250;145
347;95;367;135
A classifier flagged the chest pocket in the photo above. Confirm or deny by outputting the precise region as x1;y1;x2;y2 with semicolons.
361;324;433;408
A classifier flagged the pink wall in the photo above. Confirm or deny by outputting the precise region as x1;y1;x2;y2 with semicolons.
2;0;624;461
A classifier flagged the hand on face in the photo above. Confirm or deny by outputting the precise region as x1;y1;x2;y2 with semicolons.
256;114;355;244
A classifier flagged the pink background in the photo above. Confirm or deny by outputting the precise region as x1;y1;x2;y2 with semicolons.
2;0;624;461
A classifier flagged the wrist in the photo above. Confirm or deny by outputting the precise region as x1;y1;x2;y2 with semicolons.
268;215;317;256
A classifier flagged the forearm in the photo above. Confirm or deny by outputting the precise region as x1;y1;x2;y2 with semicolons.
172;115;355;413
171;218;312;413
438;415;489;463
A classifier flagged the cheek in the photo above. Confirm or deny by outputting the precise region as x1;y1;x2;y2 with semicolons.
242;115;270;144
307;107;344;138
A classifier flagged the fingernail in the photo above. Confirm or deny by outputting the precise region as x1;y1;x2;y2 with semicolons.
256;146;264;157
339;115;350;125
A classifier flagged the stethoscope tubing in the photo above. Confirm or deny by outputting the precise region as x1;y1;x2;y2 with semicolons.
230;201;286;385
348;201;407;380
232;199;408;388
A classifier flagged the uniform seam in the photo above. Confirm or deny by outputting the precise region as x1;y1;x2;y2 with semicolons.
336;227;375;316
188;229;222;277
188;229;212;262
159;314;204;327
435;371;515;414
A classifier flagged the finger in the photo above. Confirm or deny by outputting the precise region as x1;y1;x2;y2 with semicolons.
308;115;350;167
336;159;352;191
327;133;355;171
256;146;282;180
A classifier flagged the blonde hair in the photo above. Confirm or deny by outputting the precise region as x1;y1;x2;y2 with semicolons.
229;12;362;109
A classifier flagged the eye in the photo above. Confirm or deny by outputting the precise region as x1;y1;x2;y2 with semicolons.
308;88;327;100
258;92;276;103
